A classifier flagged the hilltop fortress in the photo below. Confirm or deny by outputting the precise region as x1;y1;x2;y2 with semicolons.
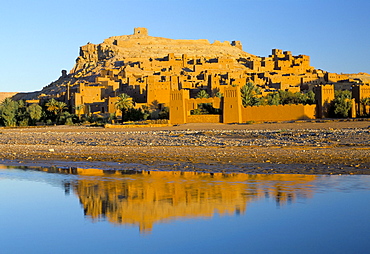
12;27;370;123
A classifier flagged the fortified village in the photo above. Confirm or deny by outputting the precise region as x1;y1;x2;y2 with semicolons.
10;27;370;123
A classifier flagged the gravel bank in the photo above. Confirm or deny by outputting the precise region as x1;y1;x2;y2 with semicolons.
1;121;369;174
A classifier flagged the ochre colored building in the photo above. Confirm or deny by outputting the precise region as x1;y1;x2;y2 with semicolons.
13;28;370;122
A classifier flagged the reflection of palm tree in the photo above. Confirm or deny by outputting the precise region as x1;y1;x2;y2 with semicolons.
115;93;133;122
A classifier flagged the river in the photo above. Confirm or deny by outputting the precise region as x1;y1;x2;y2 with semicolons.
1;165;369;253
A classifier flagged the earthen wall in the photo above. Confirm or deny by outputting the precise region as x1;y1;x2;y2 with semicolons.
187;115;222;123
241;104;316;122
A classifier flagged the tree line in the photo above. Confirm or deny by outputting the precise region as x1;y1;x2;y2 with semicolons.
240;82;315;107
0;98;74;127
0;96;169;127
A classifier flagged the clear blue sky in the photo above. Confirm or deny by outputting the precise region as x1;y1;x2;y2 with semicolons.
0;0;369;92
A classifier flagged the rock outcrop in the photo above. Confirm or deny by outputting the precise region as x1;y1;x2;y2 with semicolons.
71;27;251;75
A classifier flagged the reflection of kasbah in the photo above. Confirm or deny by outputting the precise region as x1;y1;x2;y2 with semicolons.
65;168;316;233
12;27;370;122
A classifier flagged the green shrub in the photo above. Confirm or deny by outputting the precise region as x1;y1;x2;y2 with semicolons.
331;90;352;118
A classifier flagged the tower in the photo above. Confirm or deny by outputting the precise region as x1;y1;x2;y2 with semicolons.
223;86;242;123
133;27;148;36
169;90;189;124
315;84;334;118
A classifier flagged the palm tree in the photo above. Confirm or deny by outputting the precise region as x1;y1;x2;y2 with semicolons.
149;100;160;111
215;91;223;98
194;90;212;114
45;98;59;115
114;93;133;122
56;101;67;116
74;104;84;121
361;97;370;106
241;82;261;107
0;98;18;127
27;104;43;125
333;90;352;118
360;97;370;116
45;99;67;124
196;90;210;99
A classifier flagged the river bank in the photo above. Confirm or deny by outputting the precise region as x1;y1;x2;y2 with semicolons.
1;121;369;174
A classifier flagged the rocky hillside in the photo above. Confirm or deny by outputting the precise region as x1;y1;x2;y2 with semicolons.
14;28;253;101
0;92;17;102
72;27;252;74
10;27;370;102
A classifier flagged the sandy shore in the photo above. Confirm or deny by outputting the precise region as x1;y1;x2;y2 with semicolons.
1;120;369;175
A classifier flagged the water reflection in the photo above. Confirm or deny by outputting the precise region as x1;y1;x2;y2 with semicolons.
2;165;370;253
2;166;317;233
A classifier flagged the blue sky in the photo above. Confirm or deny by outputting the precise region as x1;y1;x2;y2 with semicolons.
0;0;369;92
